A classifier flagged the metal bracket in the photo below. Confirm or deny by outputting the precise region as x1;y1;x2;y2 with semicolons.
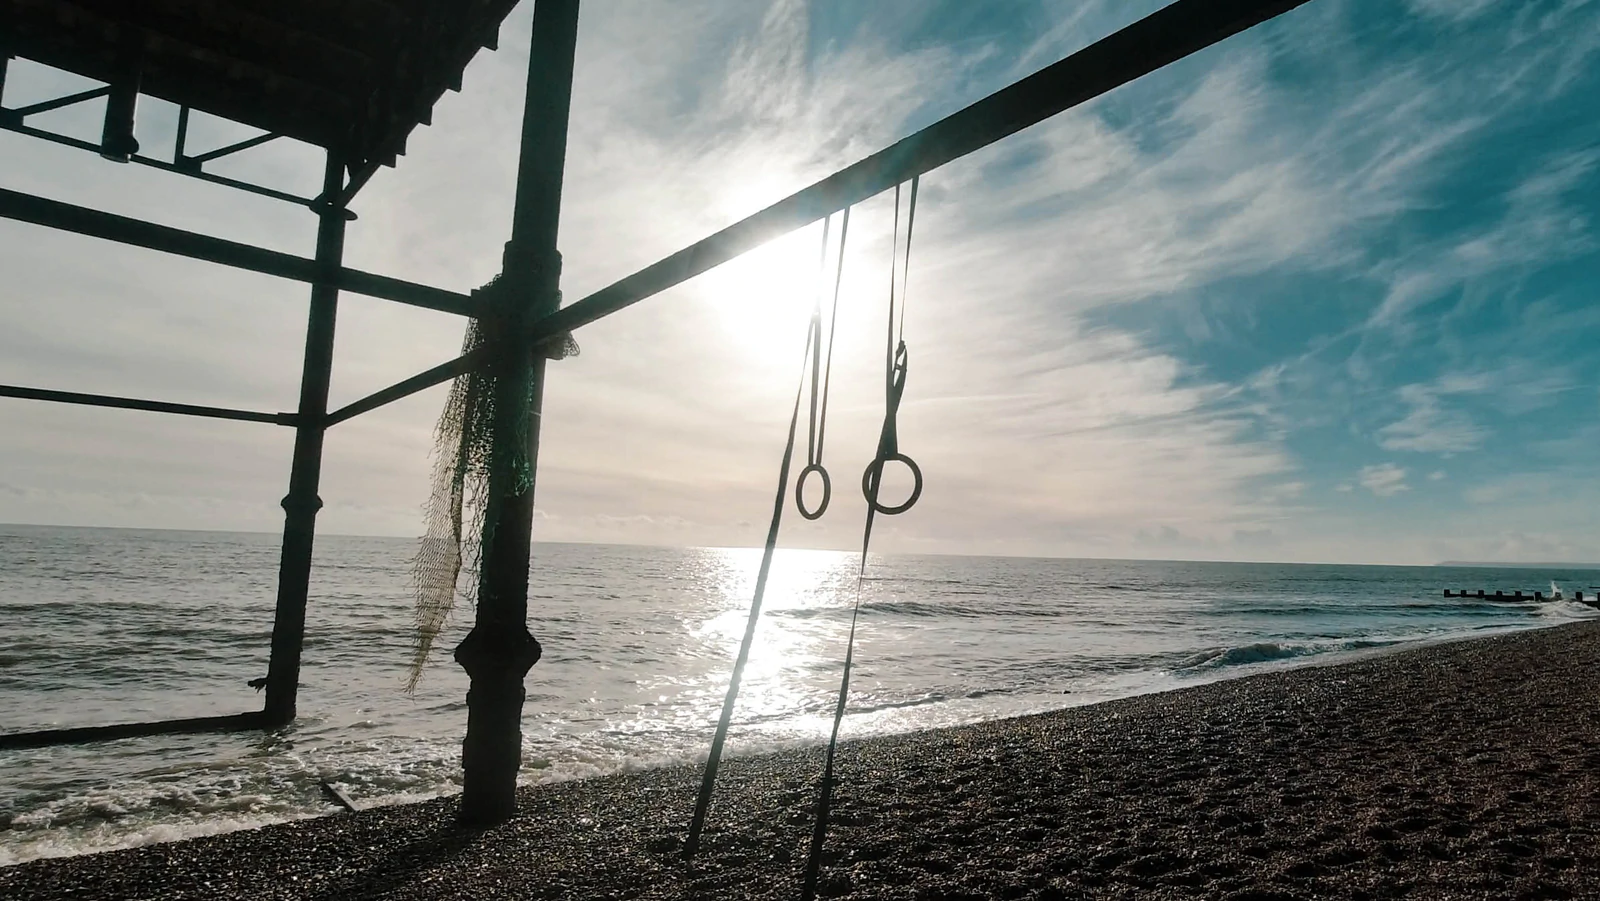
0;85;110;127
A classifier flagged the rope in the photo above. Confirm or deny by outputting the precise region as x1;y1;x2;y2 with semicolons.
684;220;833;859
801;177;921;901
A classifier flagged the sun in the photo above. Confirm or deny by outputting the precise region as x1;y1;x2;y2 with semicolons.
696;206;829;377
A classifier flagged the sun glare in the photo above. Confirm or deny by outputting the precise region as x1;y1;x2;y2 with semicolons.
698;215;825;376
699;547;857;727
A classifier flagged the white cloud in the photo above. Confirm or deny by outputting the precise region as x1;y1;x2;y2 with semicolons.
1377;383;1487;453
2;0;1597;564
1359;463;1410;497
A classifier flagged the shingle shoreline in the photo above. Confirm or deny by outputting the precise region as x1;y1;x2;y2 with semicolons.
6;621;1600;899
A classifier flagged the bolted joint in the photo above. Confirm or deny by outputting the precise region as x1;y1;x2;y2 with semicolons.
280;492;324;515
308;198;358;221
454;623;542;681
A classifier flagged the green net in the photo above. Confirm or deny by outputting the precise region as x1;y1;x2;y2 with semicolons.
405;309;577;692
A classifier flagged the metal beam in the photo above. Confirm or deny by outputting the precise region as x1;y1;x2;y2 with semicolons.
271;0;1315;426
186;131;282;166
0;712;264;750
453;0;579;828
263;150;347;728
337;157;383;207
323;348;487;426
0;85;110;121
0;119;318;207
0;384;294;425
528;0;1312;345
0;186;482;317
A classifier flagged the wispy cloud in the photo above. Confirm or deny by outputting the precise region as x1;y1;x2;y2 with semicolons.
1407;0;1500;23
1377;382;1487;454
1;0;1596;565
1359;463;1411;498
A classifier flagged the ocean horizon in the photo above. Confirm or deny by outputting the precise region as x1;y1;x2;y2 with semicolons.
3;524;1596;866
10;521;1598;571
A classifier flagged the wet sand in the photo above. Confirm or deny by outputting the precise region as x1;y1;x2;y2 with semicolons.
6;620;1600;900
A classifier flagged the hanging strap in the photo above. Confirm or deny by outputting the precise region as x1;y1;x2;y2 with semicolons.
797;209;850;521
684;220;835;860
801;177;921;901
898;177;918;346
861;180;922;515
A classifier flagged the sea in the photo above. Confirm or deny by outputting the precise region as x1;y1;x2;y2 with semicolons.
2;524;1596;866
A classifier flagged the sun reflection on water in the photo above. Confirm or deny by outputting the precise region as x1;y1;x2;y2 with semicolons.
687;547;861;739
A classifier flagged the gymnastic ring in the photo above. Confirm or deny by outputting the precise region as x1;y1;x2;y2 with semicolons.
861;453;923;515
796;463;831;520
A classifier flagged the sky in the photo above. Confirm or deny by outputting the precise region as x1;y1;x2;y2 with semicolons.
0;0;1597;565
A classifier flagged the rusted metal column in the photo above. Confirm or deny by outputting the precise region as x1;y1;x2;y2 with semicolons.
454;0;579;826
263;151;348;727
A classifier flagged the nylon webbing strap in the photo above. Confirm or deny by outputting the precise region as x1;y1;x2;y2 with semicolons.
684;223;833;860
797;209;850;521
818;207;850;463
801;177;920;901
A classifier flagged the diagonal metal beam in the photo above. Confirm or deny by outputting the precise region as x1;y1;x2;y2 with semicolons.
0;384;295;425
1;85;110;121
529;0;1312;345
323;348;487;426
0;187;483;317
307;0;1313;426
185;131;282;166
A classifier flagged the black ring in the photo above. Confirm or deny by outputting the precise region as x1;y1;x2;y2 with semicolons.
797;463;832;520
861;454;922;515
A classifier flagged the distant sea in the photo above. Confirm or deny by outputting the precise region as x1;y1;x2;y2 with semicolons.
2;525;1595;865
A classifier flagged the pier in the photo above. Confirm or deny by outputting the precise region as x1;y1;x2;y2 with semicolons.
0;0;1326;827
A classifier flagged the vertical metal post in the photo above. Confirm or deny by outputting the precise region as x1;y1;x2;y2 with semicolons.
175;105;191;166
99;37;141;163
453;0;580;826
263;151;347;727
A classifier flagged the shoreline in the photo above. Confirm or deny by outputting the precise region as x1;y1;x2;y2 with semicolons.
7;621;1600;898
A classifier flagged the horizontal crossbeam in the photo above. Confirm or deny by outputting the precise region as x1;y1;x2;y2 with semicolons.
309;0;1313;425
533;0;1311;344
0;187;482;317
0;384;295;425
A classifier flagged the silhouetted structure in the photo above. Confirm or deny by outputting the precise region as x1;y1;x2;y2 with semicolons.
0;0;1313;825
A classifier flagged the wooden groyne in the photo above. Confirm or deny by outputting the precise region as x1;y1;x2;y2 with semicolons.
1444;589;1598;607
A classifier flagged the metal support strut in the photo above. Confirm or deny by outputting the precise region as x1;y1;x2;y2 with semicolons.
263;151;348;728
453;0;580;826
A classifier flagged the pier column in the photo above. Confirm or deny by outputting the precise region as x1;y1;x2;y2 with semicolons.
454;0;580;826
264;151;348;728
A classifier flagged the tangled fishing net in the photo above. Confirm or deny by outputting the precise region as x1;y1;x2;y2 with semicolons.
405;304;577;692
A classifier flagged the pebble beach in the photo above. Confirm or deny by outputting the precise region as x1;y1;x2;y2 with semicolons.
6;620;1600;900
